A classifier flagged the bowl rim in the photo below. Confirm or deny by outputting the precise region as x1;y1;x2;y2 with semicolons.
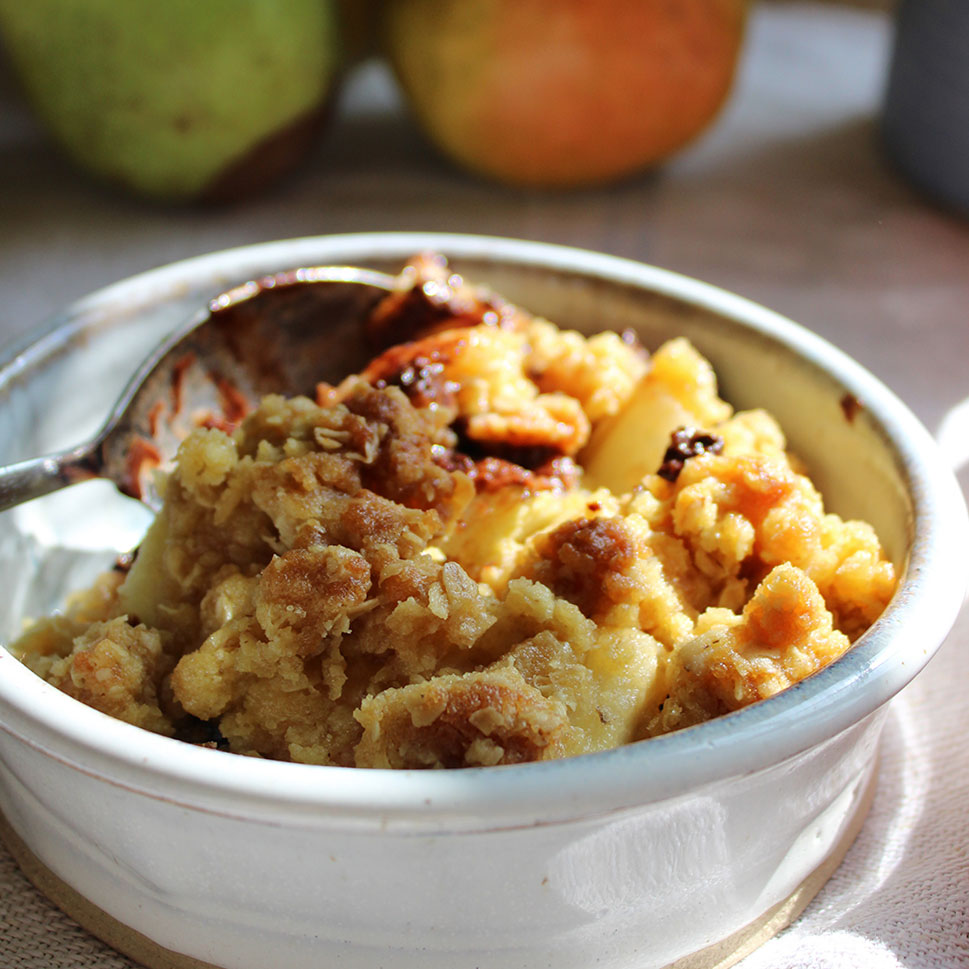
0;231;966;829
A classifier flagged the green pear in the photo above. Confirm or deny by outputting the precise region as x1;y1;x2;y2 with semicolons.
0;0;342;202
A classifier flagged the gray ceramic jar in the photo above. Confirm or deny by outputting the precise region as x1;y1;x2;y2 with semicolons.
883;0;969;213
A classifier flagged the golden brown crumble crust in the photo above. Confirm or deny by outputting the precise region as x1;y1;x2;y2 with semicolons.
14;255;897;768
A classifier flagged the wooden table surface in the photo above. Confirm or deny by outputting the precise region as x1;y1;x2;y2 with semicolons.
1;3;967;967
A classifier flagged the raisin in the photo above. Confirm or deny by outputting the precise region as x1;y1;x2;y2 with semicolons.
657;427;724;482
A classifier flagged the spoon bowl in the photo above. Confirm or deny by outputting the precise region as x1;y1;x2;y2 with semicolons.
0;266;394;512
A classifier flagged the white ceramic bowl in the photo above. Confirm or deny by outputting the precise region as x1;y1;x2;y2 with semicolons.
0;234;966;969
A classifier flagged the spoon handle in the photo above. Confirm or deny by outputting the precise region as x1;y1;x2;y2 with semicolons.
0;444;99;514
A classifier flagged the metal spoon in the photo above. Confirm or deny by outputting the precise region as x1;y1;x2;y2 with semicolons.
0;266;396;513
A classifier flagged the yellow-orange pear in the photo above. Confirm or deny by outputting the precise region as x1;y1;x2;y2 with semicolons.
383;0;747;187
